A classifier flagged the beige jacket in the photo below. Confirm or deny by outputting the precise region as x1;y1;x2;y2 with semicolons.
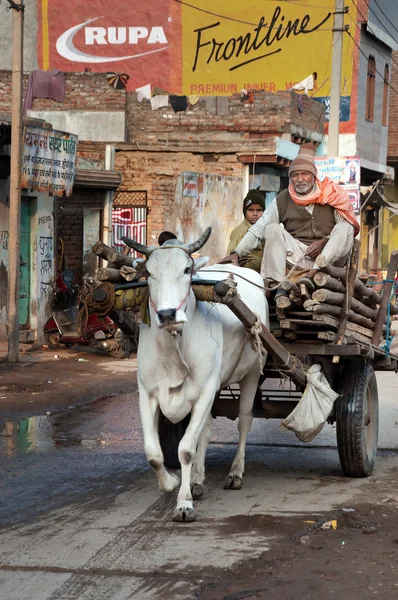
227;219;264;273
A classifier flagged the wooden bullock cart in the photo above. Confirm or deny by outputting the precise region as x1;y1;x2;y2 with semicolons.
92;240;398;478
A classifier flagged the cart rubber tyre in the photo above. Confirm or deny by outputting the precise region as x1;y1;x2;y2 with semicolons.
336;361;379;478
44;330;62;350
158;412;190;469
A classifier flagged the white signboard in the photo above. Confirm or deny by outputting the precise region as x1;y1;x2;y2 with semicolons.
21;126;78;197
315;156;361;212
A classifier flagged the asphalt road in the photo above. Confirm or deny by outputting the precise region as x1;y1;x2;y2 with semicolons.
1;371;398;599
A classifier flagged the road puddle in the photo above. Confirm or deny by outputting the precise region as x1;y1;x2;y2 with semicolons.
0;394;140;457
0;413;102;456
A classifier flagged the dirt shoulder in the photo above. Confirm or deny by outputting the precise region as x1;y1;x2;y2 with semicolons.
196;500;398;600
0;348;137;420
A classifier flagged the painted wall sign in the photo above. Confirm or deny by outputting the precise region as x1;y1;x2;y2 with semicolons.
315;96;351;122
182;172;199;198
38;0;356;102
21;126;78;197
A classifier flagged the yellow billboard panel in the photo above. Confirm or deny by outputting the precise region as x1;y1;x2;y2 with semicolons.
182;0;356;96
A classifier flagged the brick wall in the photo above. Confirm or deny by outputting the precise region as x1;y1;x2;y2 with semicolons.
388;52;398;159
76;141;106;170
125;90;324;153
55;189;104;285
115;150;245;242
0;71;126;116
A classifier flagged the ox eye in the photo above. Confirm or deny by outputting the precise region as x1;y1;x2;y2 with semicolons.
184;267;192;275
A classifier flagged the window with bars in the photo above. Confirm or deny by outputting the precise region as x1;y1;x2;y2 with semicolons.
366;55;376;122
112;190;147;256
382;63;389;127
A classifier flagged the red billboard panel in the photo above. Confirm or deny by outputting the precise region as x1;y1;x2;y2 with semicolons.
38;0;182;93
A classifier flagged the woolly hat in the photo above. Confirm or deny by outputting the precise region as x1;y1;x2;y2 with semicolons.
289;143;318;178
243;189;265;216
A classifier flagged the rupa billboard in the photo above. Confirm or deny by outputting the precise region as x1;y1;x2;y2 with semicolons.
38;0;357;103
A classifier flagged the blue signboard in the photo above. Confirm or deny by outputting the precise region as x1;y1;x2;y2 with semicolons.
314;96;351;122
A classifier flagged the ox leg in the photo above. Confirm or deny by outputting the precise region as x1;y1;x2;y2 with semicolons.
224;366;259;491
139;390;180;493
191;413;213;499
173;389;217;522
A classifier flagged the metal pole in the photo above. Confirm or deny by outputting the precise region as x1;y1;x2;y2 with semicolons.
102;145;115;246
6;1;24;362
328;0;345;157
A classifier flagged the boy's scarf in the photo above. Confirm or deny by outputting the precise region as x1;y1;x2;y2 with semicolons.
288;177;360;236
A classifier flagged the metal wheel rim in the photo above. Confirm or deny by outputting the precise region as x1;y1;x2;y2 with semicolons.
364;383;377;458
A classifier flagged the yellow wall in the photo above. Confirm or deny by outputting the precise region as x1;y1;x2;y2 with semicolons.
380;185;398;269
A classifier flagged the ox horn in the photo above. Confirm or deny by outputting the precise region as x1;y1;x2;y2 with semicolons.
121;237;156;256
183;227;212;255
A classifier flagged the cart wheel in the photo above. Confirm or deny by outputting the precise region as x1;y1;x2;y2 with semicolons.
336;361;379;477
44;331;62;350
158;412;190;469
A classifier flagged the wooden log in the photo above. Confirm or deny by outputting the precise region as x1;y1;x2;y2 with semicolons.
96;267;124;283
312;288;378;321
92;241;114;261
299;283;311;301
372;250;398;346
305;302;377;331
315;256;347;278
120;265;137;282
280;280;295;292
303;299;320;309
333;240;360;362
106;250;136;269
315;269;385;307
275;287;292;310
289;286;302;304
298;276;316;294
313;273;345;293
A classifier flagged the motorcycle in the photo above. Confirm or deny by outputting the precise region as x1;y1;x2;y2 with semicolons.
43;271;138;358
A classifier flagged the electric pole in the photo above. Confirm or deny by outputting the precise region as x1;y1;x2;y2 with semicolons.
6;0;24;362
328;0;346;157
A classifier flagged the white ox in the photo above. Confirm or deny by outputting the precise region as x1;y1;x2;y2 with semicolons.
123;228;268;522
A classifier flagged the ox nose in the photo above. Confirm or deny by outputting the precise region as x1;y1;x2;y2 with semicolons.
157;308;177;325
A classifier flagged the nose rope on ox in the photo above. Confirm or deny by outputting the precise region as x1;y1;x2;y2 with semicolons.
149;282;192;317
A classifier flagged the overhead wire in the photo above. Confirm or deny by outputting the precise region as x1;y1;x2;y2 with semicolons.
349;0;398;69
174;0;336;30
346;29;398;96
364;0;398;38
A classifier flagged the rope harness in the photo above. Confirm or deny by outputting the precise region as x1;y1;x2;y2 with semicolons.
78;281;115;335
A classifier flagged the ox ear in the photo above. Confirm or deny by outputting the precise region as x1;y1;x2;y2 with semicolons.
193;256;209;272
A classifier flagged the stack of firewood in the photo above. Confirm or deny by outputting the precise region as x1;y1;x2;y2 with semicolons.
270;255;397;347
92;241;143;284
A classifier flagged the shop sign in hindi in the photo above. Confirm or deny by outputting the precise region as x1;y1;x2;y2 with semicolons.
21;126;78;197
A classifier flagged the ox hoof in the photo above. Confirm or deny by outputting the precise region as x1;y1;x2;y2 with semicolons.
191;483;205;499
224;475;243;490
173;503;196;523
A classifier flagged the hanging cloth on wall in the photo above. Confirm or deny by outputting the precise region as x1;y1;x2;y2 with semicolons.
23;69;66;115
169;95;187;112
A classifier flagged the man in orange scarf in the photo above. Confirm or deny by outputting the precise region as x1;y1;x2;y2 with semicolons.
221;143;359;287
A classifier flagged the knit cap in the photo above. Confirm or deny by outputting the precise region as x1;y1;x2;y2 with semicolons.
289;142;318;178
243;189;265;216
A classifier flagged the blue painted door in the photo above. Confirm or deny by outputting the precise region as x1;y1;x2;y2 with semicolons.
19;198;30;329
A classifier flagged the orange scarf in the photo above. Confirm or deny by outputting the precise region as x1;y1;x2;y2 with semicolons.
288;177;360;236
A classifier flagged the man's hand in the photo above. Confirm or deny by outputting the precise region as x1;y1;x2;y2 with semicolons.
218;252;239;266
305;238;328;259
